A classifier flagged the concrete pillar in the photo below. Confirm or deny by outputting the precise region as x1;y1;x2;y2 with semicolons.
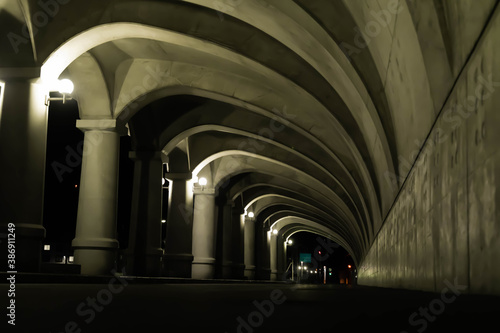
163;172;194;277
126;151;163;276
255;220;271;280
191;188;216;279
219;202;233;279
270;232;278;281
72;119;124;275
244;216;256;279
277;234;287;280
230;204;245;279
0;68;46;272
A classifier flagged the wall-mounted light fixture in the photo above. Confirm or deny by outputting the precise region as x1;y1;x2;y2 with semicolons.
45;79;74;106
192;176;215;194
198;177;208;186
193;177;208;191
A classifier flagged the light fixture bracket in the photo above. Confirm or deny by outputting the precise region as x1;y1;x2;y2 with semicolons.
45;93;73;106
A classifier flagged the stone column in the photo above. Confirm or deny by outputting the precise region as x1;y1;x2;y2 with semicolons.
163;172;194;277
255;220;271;280
126;151;164;276
191;187;216;279
244;215;256;279
219;201;233;279
72;119;124;275
230;203;245;279
0;68;46;272
270;231;278;281
277;234;286;280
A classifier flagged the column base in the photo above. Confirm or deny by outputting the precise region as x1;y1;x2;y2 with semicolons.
270;270;278;281
218;262;246;279
192;257;216;279
73;248;117;275
231;263;246;280
72;237;119;275
277;269;286;281
124;248;163;277
0;223;45;272
218;261;232;279
163;253;193;278
255;268;271;281
244;265;256;280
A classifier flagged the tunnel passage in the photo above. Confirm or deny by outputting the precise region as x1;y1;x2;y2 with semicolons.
0;0;499;297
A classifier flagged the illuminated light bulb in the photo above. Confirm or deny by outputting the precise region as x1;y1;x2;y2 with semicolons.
58;79;74;94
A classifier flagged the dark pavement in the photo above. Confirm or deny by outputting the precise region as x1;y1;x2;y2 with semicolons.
1;280;499;333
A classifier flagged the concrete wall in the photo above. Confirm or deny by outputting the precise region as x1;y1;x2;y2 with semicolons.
358;7;500;295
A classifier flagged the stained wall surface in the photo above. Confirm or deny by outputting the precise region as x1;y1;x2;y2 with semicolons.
358;6;500;294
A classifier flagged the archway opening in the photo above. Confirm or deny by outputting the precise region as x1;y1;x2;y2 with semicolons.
285;231;355;285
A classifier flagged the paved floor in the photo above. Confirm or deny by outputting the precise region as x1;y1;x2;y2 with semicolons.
1;281;499;332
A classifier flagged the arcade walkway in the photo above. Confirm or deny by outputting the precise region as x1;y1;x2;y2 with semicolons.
1;1;500;320
2;279;499;332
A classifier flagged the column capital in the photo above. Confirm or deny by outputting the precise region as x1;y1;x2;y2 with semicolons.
165;172;192;181
72;237;119;249
193;187;215;195
0;67;40;80
129;151;162;161
76;119;127;135
244;216;255;223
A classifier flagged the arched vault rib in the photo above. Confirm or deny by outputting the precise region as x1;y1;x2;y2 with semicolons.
43;22;392;222
271;217;359;266
280;226;356;266
264;208;360;256
36;0;399;213
35;1;395;192
113;56;385;229
182;0;395;187
65;52;111;119
234;182;344;223
196;152;358;227
184;130;370;237
247;196;363;253
249;195;340;226
255;205;362;261
193;153;368;252
155;99;380;233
